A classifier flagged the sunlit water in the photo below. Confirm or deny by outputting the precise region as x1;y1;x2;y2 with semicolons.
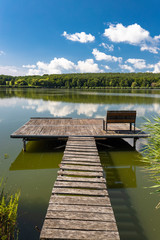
0;88;160;240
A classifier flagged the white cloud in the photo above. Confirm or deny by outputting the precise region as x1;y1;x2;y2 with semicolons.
0;65;27;76
28;58;75;75
92;48;122;62
119;64;134;72
22;64;36;68
104;23;149;44
100;43;114;51
153;61;160;73
126;58;154;70
28;57;101;75
76;59;101;73
104;65;110;70
103;23;160;54
126;58;146;69
140;44;160;54
62;31;95;43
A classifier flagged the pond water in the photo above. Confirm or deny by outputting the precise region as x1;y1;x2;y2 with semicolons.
0;88;160;240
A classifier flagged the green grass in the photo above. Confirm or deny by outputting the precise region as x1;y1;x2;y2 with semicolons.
0;179;20;239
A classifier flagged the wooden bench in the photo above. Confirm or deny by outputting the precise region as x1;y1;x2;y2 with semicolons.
106;110;136;132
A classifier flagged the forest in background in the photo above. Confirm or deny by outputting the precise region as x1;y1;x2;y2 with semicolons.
1;72;160;88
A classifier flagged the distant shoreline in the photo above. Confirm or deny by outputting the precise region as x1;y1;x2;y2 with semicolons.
0;72;160;88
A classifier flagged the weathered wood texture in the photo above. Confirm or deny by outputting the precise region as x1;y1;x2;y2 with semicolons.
11;117;148;138
40;137;120;240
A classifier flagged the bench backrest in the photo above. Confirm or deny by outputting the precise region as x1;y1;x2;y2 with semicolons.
106;111;136;123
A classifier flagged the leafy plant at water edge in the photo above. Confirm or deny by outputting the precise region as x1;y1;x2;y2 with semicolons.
0;180;20;239
143;116;160;208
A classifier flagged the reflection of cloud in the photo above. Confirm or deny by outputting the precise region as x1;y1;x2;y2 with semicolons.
22;99;160;118
77;104;98;117
23;100;100;117
0;98;26;107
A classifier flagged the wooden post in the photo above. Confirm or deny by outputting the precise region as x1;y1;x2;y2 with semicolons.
133;138;138;149
103;119;105;130
23;138;26;152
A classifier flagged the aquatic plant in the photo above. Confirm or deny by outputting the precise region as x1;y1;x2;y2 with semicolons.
143;116;160;208
0;180;20;239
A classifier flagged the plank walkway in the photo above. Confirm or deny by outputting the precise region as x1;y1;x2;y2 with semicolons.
40;137;120;240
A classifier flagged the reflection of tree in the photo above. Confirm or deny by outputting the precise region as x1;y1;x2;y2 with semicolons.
0;88;160;105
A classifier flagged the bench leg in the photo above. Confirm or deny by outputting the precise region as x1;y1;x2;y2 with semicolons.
130;123;132;131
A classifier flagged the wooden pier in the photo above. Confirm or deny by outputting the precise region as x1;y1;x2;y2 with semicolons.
10;117;149;239
40;137;120;240
11;118;148;151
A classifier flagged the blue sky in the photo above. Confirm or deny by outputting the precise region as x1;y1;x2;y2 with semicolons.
0;0;160;75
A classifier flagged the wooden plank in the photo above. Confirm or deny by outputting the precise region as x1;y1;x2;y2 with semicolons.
58;170;103;177
61;161;101;166
65;148;98;152
52;188;108;196
64;154;99;158
62;156;100;162
40;229;120;240
64;151;99;156
56;176;106;183
46;211;114;221
49;195;110;206
54;181;106;189
60;164;103;172
67;143;96;147
43;219;118;231
48;204;113;214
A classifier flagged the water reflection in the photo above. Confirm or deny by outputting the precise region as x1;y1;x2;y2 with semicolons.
98;139;148;240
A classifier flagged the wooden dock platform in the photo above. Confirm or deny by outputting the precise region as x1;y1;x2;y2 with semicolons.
11;117;148;139
40;137;120;240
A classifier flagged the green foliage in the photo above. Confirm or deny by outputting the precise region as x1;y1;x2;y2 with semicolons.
0;180;20;239
0;72;160;88
143;116;160;208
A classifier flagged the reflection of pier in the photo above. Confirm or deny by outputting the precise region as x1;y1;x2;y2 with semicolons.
10;118;148;240
99;142;148;239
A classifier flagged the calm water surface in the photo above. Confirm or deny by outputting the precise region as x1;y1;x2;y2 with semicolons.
0;88;160;240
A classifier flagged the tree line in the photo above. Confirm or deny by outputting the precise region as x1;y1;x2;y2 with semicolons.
1;72;160;88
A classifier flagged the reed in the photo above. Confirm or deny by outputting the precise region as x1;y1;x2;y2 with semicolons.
0;179;20;239
143;116;160;208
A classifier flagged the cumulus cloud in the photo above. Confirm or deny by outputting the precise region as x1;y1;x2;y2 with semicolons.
0;65;27;76
76;59;101;73
92;48;122;62
104;23;160;54
125;58;154;70
99;43;114;51
28;57;102;75
153;61;160;73
119;64;134;72
62;31;95;43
